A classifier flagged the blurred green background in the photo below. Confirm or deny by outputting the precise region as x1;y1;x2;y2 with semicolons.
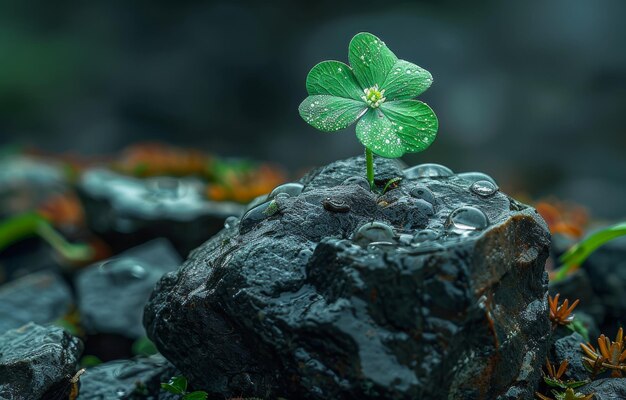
1;0;624;217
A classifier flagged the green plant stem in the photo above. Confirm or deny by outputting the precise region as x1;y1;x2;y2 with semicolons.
365;147;374;190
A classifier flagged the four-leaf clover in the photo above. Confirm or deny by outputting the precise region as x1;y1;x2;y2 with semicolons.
299;32;438;159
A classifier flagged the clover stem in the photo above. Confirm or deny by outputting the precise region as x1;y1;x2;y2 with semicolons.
365;147;374;190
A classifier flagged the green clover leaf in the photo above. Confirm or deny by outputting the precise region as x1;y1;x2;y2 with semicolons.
299;32;438;160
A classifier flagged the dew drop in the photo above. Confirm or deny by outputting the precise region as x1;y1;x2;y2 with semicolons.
445;206;489;231
224;216;239;229
411;229;440;243
457;172;498;186
367;241;397;252
239;201;276;234
409;184;435;205
404;163;454;179
353;221;395;246
470;180;498;197
268;182;304;199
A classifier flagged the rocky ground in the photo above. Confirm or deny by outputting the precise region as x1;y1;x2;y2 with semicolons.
0;156;625;399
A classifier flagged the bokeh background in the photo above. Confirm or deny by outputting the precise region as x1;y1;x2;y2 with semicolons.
1;0;624;218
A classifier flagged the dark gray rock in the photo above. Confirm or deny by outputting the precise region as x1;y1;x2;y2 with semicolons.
580;378;626;399
0;271;73;334
551;332;588;382
0;323;82;399
0;238;64;284
144;156;551;400
549;270;605;331
78;354;179;400
76;238;181;338
78;169;244;255
583;236;626;329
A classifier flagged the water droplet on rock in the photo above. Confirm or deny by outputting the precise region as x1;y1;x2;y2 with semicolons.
409;184;436;205
148;177;184;199
268;183;304;199
446;206;489;232
398;234;413;245
457;172;498;186
245;194;269;212
412;229;440;243
353;222;395;246
404;163;453;179
470;180;498;197
224;216;239;229
367;241;397;252
342;176;370;190
240;201;275;234
99;258;147;282
408;242;445;254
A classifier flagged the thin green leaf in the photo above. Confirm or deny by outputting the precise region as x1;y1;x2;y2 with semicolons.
355;110;404;158
559;222;626;268
298;95;367;132
382;177;402;194
0;212;43;251
183;392;208;400
161;376;187;395
381;100;438;153
382;59;433;100
306;60;363;101
348;32;398;89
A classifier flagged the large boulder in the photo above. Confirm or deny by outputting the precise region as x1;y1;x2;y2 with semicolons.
144;156;551;400
0;323;83;399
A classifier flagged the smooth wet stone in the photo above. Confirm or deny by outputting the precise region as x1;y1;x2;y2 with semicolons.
79;354;179;400
0;271;73;334
76;238;181;338
78;169;244;254
145;156;551;400
0;323;83;399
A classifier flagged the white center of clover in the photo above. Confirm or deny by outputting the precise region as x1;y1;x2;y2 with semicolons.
362;85;386;108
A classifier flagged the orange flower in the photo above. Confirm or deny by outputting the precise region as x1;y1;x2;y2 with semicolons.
548;294;579;326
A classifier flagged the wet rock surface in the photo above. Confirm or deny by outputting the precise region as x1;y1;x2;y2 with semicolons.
0;323;82;399
76;238;181;339
0;271;73;334
145;156;552;400
79;354;179;400
580;378;626;399
550;332;588;382
78;169;243;255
